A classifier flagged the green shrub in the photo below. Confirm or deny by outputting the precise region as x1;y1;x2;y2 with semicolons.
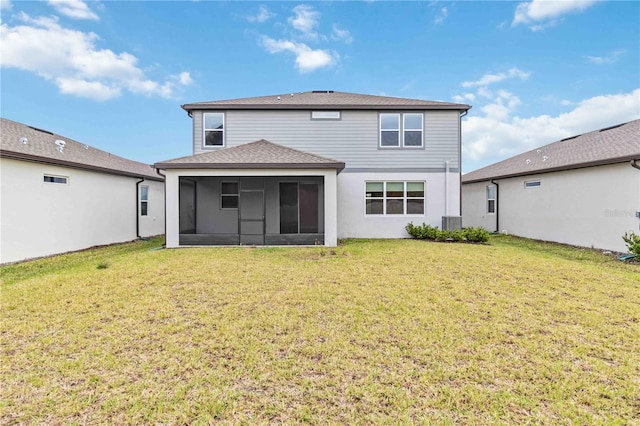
622;232;640;260
405;223;489;244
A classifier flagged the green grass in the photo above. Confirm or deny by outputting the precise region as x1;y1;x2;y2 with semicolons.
2;236;639;424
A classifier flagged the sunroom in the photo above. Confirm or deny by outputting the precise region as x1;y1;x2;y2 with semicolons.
155;140;344;247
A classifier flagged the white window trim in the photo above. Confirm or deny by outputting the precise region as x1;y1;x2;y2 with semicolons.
203;112;225;148
379;113;424;148
486;185;496;214
140;185;149;216
402;113;424;148
311;111;341;120
525;180;541;188
365;181;426;216
43;174;68;185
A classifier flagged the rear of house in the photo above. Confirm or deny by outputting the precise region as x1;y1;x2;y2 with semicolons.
462;120;640;253
0;118;165;263
155;91;471;247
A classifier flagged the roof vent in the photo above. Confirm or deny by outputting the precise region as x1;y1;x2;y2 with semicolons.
526;159;532;165
19;137;28;144
543;155;549;161
54;139;66;153
312;90;334;94
277;96;281;100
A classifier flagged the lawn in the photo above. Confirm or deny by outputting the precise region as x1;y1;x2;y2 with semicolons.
1;236;639;424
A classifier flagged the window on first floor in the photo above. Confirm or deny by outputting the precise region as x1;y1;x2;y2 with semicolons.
486;185;496;214
140;185;149;216
43;174;68;184
203;113;225;147
525;180;541;188
379;113;424;148
280;182;319;234
221;182;239;209
365;181;425;215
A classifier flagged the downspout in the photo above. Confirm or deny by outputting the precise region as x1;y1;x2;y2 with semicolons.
490;178;499;233
631;159;640;171
156;168;167;243
444;160;450;217
459;110;468;217
135;177;145;239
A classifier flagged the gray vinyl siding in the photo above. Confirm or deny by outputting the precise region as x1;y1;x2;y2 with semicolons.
192;110;461;169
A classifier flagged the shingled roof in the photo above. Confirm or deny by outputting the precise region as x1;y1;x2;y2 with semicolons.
0;118;162;181
155;139;345;170
182;90;471;111
462;119;640;183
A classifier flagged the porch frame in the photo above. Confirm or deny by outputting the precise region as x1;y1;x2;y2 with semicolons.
164;168;339;247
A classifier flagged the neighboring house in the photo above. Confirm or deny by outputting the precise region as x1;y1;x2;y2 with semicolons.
462;119;640;253
0;118;165;264
154;91;470;247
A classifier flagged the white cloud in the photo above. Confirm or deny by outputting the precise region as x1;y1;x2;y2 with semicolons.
0;0;12;11
246;5;275;23
331;24;353;44
462;89;640;171
0;13;192;100
288;4;320;39
586;49;626;65
513;0;599;30
48;0;99;20
260;36;336;73
461;68;531;88
434;7;448;24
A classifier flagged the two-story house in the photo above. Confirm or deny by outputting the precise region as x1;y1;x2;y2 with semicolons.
155;91;470;247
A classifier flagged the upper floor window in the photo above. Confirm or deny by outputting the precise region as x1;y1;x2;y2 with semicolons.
311;111;341;120
379;113;423;148
204;113;224;147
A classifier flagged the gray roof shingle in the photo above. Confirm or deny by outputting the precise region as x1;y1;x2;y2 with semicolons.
182;91;471;111
462;119;640;183
155;139;345;170
0;118;162;181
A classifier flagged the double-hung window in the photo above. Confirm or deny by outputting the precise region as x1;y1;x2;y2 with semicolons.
486;185;496;214
140;185;149;216
204;113;225;147
365;181;425;215
379;113;423;148
221;182;239;209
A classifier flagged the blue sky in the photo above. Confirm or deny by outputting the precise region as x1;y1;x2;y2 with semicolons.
1;0;638;172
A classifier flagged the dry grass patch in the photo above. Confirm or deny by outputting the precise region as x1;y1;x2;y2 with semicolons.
2;236;639;424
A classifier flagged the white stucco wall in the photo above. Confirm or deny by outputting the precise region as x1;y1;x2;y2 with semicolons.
0;158;165;263
139;179;165;238
337;171;460;239
462;163;640;252
462;181;497;231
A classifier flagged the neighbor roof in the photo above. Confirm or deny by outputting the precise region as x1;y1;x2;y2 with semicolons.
182;91;471;111
0;118;163;181
462;119;640;183
154;139;345;171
